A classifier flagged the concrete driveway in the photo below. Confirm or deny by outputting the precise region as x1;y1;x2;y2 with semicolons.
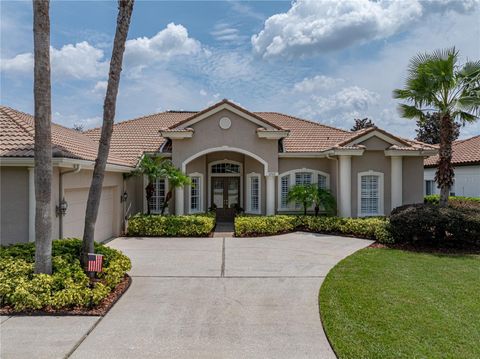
1;232;372;359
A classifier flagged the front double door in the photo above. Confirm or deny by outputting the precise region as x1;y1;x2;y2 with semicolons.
212;177;240;222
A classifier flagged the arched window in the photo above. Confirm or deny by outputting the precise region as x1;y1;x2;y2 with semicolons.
278;169;330;211
211;163;240;174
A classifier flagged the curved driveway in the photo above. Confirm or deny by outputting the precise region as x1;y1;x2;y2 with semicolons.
70;232;372;358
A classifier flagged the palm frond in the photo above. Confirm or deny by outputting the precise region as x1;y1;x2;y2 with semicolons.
452;110;479;124
397;104;425;119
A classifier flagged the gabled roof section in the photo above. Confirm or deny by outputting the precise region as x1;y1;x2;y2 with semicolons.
169;99;283;130
0;106;132;167
425;135;480;167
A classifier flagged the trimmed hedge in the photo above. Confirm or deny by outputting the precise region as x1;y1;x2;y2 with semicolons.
234;215;394;243
127;213;215;237
0;239;131;311
425;195;480;208
390;203;480;245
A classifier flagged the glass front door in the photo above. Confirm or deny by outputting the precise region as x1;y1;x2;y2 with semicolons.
211;177;239;221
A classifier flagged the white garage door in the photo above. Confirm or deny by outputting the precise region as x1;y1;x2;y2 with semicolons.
63;187;116;242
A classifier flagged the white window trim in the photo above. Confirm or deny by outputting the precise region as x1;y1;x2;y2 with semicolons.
146;176;169;214
277;168;330;212
357;170;384;217
188;172;204;214
246;172;261;214
207;159;243;209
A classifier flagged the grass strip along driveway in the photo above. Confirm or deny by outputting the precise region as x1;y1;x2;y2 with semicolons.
319;248;480;359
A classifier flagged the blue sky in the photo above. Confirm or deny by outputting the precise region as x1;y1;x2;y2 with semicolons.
1;0;479;138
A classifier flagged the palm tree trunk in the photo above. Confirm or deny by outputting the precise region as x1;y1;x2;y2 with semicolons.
33;0;53;274
145;181;154;215
81;0;134;267
435;113;455;207
161;190;172;215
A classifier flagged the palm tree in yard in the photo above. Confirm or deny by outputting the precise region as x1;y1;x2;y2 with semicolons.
287;184;316;215
313;188;336;217
130;156;167;215
82;0;134;268
33;0;53;274
393;48;480;206
159;162;191;215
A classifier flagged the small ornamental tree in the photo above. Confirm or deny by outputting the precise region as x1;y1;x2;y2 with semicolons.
313;188;336;216
160;162;191;215
287;184;316;215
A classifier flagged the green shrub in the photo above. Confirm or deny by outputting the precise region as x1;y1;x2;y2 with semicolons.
234;215;392;242
390;204;480;245
0;239;131;311
127;213;215;237
425;195;480;208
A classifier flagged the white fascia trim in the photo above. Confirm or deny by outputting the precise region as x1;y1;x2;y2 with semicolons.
357;170;384;217
0;157;133;172
332;149;365;156
256;130;290;139
384;149;438;157
159;129;194;139
246;172;261;214
187;172;204;214
347;131;405;147
177;103;277;130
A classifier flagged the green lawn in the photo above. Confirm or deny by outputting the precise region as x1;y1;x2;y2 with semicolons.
319;248;480;359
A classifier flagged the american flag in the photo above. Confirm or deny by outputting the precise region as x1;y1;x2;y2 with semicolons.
87;253;103;272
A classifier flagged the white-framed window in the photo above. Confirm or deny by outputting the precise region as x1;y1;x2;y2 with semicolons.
358;171;384;217
188;172;203;214
246;172;261;214
150;177;168;213
425;180;435;195
278;169;330;211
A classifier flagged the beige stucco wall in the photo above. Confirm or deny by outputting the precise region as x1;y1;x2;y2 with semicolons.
351;151;392;216
171;109;278;173
403;157;424;205
1;167;29;245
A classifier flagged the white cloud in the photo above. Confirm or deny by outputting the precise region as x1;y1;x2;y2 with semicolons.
124;23;202;69
1;41;108;79
92;80;108;93
251;0;478;58
211;23;246;43
293;75;345;93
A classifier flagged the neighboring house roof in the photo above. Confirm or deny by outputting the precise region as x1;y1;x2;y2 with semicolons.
0;106;131;167
424;135;480;167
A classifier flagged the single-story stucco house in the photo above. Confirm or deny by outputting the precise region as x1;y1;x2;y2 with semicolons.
1;100;437;245
424;135;480;197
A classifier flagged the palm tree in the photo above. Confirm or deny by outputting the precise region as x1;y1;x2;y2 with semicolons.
287;184;316;215
159;162;191;215
393;48;480;206
130;156;167;215
33;0;53;274
313;188;336;216
82;0;134;268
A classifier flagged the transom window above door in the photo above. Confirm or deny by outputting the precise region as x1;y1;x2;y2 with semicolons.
211;163;240;174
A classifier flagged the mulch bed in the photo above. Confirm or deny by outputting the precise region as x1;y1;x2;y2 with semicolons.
0;274;131;317
369;242;480;255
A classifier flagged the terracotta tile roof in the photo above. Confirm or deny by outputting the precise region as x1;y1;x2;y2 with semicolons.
0;106;131;167
424;135;480;167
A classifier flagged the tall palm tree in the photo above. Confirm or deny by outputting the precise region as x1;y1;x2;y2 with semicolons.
33;0;53;274
393;48;480;206
82;0;134;268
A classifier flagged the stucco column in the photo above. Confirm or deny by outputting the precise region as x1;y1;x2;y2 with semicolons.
28;167;35;242
266;173;276;216
391;156;403;210
338;155;352;217
175;186;184;215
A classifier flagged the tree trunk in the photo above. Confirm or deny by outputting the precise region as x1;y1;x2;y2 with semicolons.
33;0;53;274
161;190;172;215
81;0;134;268
435;113;455;207
145;181;154;215
314;205;319;217
303;202;307;216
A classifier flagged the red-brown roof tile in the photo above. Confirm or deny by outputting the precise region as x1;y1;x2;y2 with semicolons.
424;135;480;167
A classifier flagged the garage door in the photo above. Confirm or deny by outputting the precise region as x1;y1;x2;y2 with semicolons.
63;187;116;242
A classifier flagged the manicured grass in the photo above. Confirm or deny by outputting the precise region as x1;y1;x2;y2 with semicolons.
319;248;480;359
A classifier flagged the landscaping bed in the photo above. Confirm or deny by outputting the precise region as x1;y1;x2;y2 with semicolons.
127;213;216;237
0;239;131;315
319;247;480;359
234;215;392;243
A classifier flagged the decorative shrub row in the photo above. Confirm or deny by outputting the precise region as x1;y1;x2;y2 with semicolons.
0;239;131;311
127;213;216;237
234;215;393;243
390;203;480;245
424;195;480;208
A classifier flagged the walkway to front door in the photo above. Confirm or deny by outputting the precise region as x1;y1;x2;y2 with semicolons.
212;176;239;222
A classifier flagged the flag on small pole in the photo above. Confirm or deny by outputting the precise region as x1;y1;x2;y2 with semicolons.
87;253;103;273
